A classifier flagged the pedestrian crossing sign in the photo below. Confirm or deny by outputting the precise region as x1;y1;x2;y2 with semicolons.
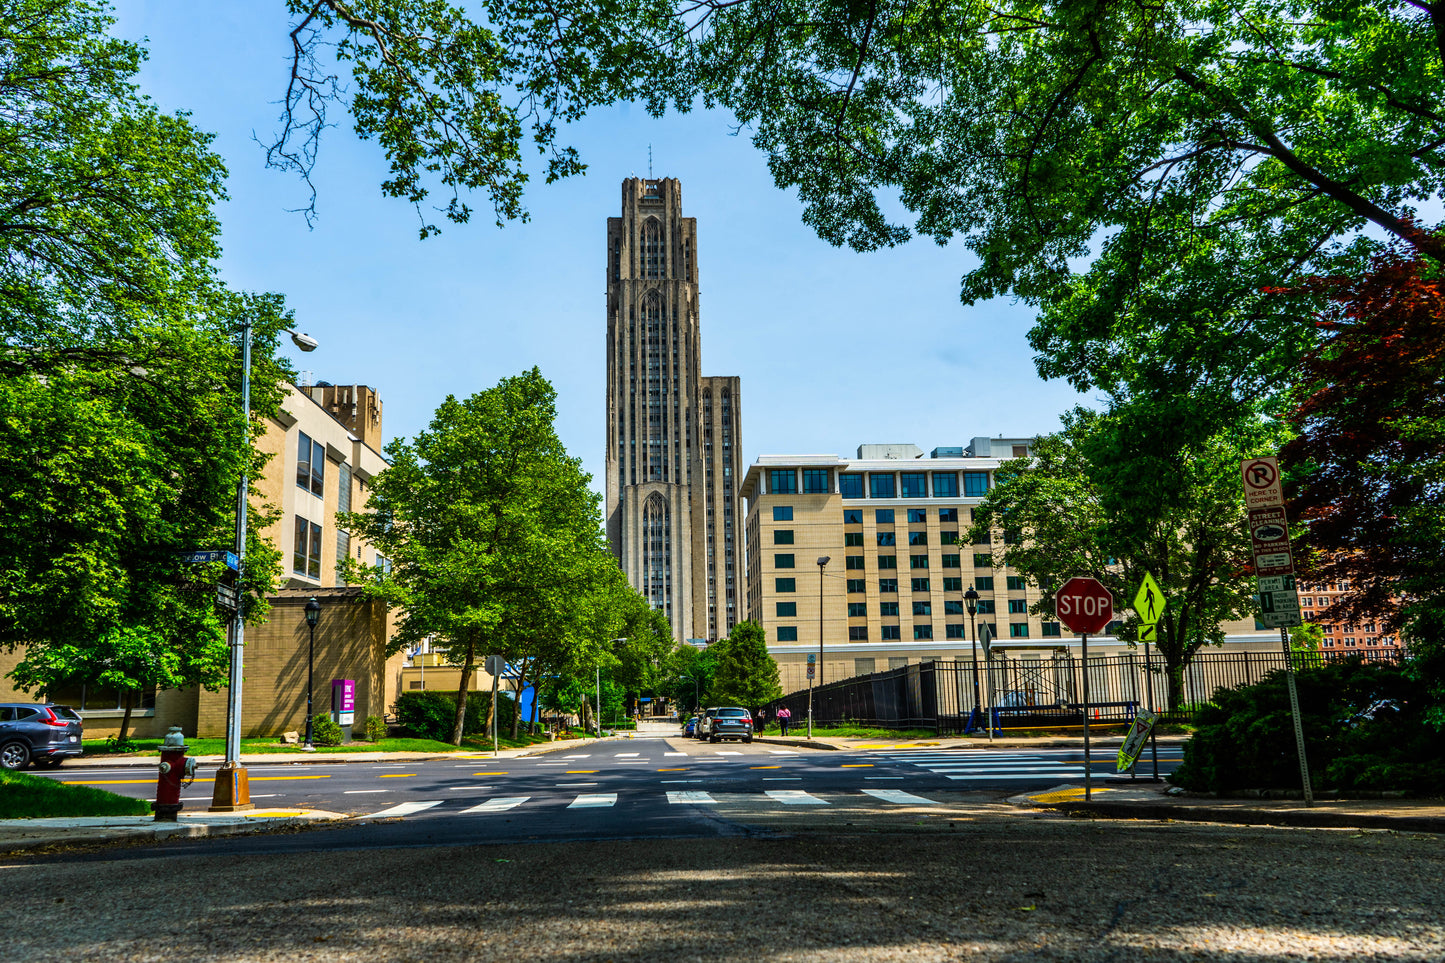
1133;572;1165;625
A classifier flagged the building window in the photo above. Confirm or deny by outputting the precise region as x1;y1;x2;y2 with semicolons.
770;469;797;494
939;508;958;522
913;624;934;640
1003;528;1022;545
876;531;896;546
912;601;932;616
776;578;796;592
879;578;898;593
974;530;991;545
293;516;322;580
944;600;965;615
847;578;866;593
974;576;995;590
870;474;896;498
803;469;830;493
875;508;895;524
1008;599;1029;614
773;529;794;545
848;602;868;617
881;625;901;640
974;553;993;568
941;554;961;568
940;531;959;545
1042;622;1061;637
907;508;927;524
1007;576;1027;591
880;601;899;616
911;577;931;592
910;555;929;569
943;577;963;592
775;554;795;568
844;509;863;524
1009;623;1030;638
908;531;928;546
878;555;897;569
840;474;865;499
296;432;325;496
976;599;996;614
776;602;797;617
963;472;989;497
845;532;864;546
846;555;865;570
849;627;869;642
945;624;966;639
773;506;793;521
933;473;958;497
776;626;798;642
901;473;927;498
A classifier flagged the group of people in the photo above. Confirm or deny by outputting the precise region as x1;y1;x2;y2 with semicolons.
753;706;793;736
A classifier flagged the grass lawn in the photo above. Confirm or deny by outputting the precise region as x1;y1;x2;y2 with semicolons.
82;729;590;758
0;769;151;819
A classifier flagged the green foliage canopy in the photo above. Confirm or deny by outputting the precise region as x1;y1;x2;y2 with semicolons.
708;620;782;708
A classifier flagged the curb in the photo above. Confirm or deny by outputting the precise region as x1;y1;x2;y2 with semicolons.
62;740;601;768
752;737;840;751
1013;795;1445;834
0;813;345;855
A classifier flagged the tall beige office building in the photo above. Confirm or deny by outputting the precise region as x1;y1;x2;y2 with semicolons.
605;178;744;643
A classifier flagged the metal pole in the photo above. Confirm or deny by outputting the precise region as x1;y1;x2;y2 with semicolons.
491;665;499;757
807;668;814;740
1082;633;1091;801
984;647;995;744
1280;626;1314;806
303;621;315;749
817;557;829;688
596;666;602;739
1145;636;1159;780
212;319;253;811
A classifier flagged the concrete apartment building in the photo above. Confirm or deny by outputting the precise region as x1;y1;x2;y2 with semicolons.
0;382;405;740
605;177;745;643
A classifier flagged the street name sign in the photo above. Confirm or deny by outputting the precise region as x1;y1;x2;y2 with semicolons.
182;549;239;571
1055;577;1113;635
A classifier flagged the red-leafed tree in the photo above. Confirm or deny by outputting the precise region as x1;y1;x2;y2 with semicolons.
1281;249;1445;721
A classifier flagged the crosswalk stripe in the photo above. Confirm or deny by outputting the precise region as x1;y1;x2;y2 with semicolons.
862;789;939;805
765;749;797;755
666;791;717;805
568;793;618;808
765;789;828;806
367;801;442;817
614;753;640;757
947;773;1078;780
459;796;530;814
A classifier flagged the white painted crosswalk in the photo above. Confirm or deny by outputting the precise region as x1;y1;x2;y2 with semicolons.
459;796;529;813
363;788;951;819
568;793;618;809
765;789;828;805
873;747;1180;782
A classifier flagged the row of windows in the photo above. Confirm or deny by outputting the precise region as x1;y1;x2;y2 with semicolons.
786;553;993;570
771;622;1065;642
844;508;962;524
769;468;832;494
824;471;989;499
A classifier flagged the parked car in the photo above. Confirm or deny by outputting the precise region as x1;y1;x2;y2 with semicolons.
694;707;719;739
682;716;699;737
702;706;754;744
0;703;84;770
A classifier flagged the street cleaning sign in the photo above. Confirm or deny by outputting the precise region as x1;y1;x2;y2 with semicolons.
1116;710;1160;773
1242;457;1302;628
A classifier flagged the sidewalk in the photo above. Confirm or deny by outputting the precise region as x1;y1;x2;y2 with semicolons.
46;735;602;769
0;808;351;854
1009;780;1445;833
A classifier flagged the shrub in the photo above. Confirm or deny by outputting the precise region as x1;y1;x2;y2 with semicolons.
365;715;386;742
1169;657;1445;794
395;690;517;742
311;716;343;747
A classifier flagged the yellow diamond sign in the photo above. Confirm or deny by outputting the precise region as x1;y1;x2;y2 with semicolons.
1134;572;1166;625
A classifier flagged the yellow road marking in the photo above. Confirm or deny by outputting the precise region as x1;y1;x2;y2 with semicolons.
1028;787;1115;804
565;770;599;774
251;775;330;781
64;779;204;785
378;774;414;778
749;765;781;770
840;764;873;768
472;772;509;776
657;768;688;772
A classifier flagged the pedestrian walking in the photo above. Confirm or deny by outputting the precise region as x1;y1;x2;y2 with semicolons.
777;706;791;736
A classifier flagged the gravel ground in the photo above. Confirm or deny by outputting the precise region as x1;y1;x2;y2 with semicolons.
3;814;1442;962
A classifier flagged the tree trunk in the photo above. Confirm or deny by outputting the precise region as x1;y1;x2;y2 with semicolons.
117;689;134;746
510;658;530;740
529;679;540;735
451;639;476;746
1165;659;1186;713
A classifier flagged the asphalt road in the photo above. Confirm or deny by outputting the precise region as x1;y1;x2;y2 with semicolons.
36;736;1183;855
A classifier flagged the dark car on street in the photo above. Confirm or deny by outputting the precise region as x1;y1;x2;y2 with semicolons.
0;703;84;770
682;716;699;737
701;706;753;743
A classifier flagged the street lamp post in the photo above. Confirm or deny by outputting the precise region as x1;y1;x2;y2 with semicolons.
964;585;982;721
302;597;321;750
211;323;317;812
813;556;829;739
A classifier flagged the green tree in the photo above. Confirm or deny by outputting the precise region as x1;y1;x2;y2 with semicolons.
663;642;717;714
1;3;290;731
708;621;782;709
969;401;1282;709
341;368;616;745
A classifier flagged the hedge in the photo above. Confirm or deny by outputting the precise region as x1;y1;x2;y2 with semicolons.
395;690;518;742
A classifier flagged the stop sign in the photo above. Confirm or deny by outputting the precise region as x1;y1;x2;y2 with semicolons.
1055;577;1114;635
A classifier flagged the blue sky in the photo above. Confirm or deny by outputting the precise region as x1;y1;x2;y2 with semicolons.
116;3;1091;491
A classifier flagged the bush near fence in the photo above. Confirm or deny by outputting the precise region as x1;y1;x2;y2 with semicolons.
395;690;517;742
764;649;1404;735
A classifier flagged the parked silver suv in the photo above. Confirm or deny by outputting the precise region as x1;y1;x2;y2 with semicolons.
0;703;84;770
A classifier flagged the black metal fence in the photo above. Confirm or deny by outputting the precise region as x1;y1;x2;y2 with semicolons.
766;649;1403;734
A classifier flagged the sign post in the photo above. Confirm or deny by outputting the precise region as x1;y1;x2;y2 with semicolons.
1130;572;1166;781
980;621;995;743
806;653;816;739
485;655;505;756
1055;577;1114;800
1242;457;1313;806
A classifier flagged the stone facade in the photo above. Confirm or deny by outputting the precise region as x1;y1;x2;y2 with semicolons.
605;178;743;643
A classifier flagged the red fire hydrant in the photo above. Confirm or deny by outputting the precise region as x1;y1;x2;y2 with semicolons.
153;726;196;822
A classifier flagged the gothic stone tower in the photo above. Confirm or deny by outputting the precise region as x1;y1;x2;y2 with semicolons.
605;178;744;643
